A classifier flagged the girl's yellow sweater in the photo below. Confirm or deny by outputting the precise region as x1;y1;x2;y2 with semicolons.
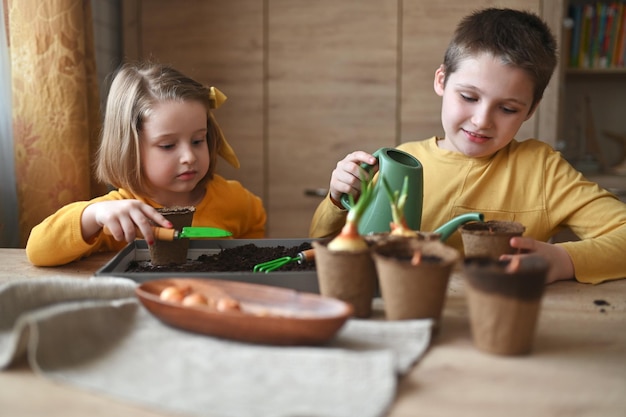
27;175;266;266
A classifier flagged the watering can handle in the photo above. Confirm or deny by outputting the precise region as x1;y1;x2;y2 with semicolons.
339;149;382;210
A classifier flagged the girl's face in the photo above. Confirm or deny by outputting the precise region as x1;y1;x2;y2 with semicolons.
434;53;536;158
139;99;210;206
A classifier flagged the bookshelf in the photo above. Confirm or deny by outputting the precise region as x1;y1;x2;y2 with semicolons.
558;0;626;179
565;1;626;70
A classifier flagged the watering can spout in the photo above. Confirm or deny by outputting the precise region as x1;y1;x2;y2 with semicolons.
434;213;484;242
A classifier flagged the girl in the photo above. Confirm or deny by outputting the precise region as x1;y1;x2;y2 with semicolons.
27;62;266;266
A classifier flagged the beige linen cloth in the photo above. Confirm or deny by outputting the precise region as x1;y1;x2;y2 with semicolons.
0;276;433;417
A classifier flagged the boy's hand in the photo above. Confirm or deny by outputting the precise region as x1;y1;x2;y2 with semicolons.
502;237;575;284
328;151;378;207
81;200;172;245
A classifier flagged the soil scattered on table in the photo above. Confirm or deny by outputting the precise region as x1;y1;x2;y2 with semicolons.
593;299;611;314
126;243;315;273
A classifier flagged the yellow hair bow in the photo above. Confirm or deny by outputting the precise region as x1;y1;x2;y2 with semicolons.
209;86;228;109
208;86;240;169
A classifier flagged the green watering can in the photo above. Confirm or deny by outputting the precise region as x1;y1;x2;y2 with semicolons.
340;147;483;238
340;147;423;235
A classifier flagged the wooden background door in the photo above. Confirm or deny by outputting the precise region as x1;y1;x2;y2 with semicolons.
122;0;553;238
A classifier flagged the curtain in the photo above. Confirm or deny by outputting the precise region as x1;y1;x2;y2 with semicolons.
0;0;18;247
8;0;105;247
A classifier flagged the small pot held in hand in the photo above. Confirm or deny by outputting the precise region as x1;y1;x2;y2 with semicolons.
148;206;195;266
459;220;525;259
463;255;549;356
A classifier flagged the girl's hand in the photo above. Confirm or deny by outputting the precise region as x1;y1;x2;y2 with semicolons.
328;151;378;207
502;237;575;284
81;200;172;245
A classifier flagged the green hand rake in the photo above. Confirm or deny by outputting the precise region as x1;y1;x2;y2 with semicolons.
253;249;315;273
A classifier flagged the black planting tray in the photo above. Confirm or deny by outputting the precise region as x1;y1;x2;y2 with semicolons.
94;239;320;294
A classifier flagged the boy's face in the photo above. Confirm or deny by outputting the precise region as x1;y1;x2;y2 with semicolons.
434;52;536;158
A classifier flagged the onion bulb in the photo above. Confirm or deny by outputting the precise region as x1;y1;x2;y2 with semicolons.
327;170;375;252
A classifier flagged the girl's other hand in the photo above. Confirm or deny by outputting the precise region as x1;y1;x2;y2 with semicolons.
328;151;378;207
81;200;172;245
501;237;575;284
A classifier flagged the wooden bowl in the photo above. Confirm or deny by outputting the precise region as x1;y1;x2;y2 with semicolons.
136;278;353;345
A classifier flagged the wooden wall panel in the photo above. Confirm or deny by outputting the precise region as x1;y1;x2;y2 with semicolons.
122;0;560;238
267;0;399;237
400;1;541;144
538;1;565;147
132;0;265;200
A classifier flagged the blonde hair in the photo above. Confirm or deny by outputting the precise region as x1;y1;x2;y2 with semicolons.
95;62;221;197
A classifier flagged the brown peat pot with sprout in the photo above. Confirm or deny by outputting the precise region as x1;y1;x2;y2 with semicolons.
371;238;459;327
313;240;377;319
313;175;377;318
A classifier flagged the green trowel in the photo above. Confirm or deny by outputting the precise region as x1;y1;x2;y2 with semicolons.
104;226;232;241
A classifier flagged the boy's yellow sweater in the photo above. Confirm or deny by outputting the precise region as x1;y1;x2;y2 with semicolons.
310;137;626;284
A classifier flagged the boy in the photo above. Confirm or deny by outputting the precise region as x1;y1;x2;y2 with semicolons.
309;8;626;285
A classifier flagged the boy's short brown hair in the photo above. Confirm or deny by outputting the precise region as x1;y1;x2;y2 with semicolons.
442;8;557;111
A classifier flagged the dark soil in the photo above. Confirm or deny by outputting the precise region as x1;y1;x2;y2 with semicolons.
126;242;316;273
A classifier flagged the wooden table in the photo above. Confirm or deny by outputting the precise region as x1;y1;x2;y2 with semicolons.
1;248;625;417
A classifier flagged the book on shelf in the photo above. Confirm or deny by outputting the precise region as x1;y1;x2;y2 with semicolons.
567;1;626;69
